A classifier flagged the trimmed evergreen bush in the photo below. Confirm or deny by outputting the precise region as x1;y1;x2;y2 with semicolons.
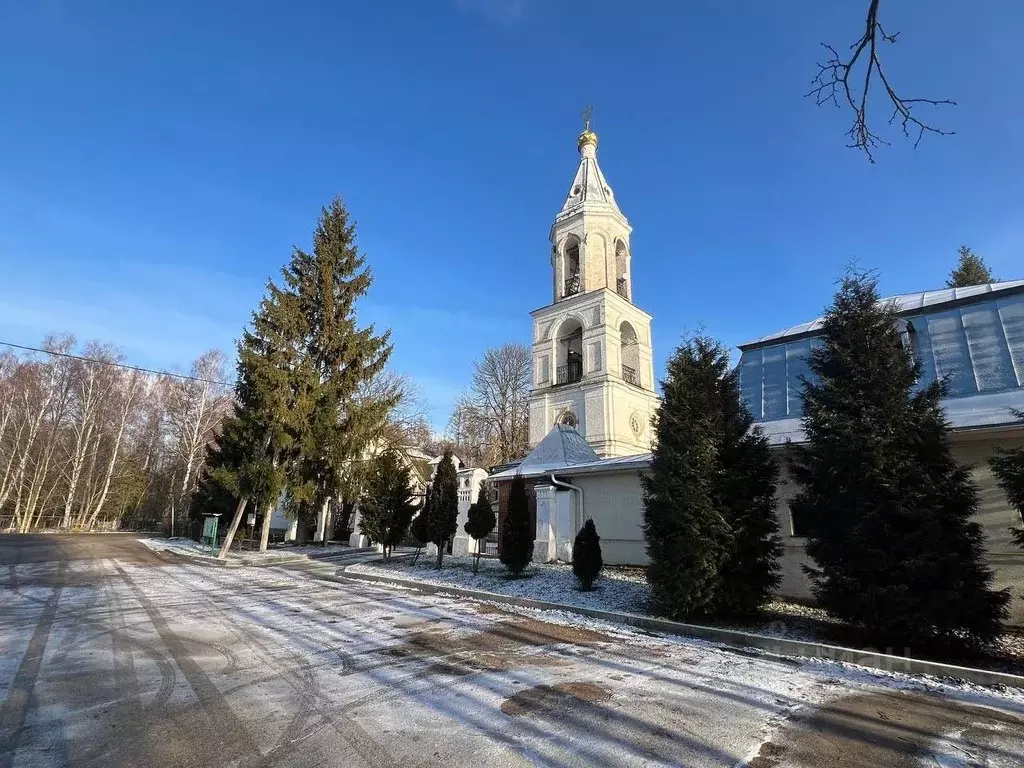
641;337;733;619
572;519;603;590
358;447;417;562
500;474;532;578
711;361;782;616
427;451;459;569
464;485;496;572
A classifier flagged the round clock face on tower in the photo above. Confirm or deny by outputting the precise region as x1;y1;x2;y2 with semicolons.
629;412;644;438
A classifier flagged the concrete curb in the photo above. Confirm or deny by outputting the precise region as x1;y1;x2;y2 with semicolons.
337;568;1024;690
160;550;309;568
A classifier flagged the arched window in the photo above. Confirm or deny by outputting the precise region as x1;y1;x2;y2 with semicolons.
557;409;578;428
563;236;581;297
620;321;640;386
614;240;629;300
556;317;583;384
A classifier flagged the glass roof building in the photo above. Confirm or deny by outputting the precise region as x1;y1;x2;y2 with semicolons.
737;281;1024;443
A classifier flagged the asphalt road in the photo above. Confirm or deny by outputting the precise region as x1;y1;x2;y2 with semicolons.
1;534;1022;768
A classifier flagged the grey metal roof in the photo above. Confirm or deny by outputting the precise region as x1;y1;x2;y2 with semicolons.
490;450;652;480
489;425;655;480
519;425;598;470
741;280;1024;349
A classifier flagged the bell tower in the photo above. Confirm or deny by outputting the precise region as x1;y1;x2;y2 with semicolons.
527;115;660;458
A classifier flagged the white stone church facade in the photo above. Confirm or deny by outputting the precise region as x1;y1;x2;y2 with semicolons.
527;126;660;459
491;124;1024;626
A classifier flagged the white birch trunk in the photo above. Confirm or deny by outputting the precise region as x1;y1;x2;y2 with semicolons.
218;496;249;559
84;374;141;530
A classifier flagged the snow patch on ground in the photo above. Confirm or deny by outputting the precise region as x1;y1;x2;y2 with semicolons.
348;555;650;613
140;536;350;561
350;556;1024;667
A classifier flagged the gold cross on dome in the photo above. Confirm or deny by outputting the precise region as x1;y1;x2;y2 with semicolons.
581;104;593;131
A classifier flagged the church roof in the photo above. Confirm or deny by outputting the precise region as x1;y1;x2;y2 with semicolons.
489;425;599;479
522;424;599;468
488;425;656;479
557;132;623;218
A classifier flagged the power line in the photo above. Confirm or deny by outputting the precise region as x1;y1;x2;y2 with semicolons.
0;341;234;387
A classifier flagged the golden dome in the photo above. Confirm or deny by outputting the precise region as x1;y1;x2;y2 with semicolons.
577;129;598;153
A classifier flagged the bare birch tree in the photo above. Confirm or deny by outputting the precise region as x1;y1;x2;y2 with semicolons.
449;343;530;466
0;339;233;533
165;350;232;535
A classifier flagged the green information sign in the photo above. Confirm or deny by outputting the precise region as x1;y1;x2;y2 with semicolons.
201;515;219;554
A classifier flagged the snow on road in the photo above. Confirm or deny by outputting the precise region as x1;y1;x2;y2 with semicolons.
2;539;1022;767
140;535;351;560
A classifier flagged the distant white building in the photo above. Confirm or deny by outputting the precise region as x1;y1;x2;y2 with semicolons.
348;451;489;553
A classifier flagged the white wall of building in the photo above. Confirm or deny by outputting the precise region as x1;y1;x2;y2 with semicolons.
772;428;1024;626
528;427;1024;627
452;467;490;556
530;470;648;567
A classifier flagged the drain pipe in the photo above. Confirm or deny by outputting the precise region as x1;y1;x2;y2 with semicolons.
548;474;584;540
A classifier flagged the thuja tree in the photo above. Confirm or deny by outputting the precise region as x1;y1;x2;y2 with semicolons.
990;409;1024;550
464;485;496;572
500;474;532;578
427;451;459;569
711;352;782;616
359;447;417;562
572;519;603;591
641;337;733;619
790;271;1009;649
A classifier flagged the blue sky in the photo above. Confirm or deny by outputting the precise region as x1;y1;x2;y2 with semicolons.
1;1;1022;430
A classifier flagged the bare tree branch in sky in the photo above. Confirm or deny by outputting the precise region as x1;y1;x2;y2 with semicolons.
807;0;955;162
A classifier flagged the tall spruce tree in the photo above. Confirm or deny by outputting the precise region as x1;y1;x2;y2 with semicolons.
214;270;310;557
464;485;496;572
283;199;394;546
711;356;783;616
427;451;459;569
990;409;1024;550
947;245;994;288
641;337;733;619
358;447;417;562
790;271;1009;648
500;474;532;577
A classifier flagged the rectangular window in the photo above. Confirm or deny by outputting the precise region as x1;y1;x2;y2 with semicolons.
785;339;812;418
904;314;938;391
739;350;762;420
789;504;810;537
962;304;1016;392
926;310;976;397
761;345;787;420
998;295;1024;387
